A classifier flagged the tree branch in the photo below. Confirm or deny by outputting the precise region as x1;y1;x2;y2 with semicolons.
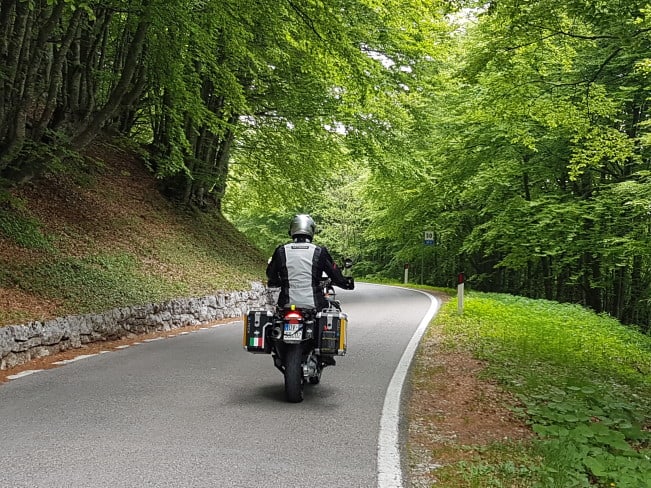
286;0;324;41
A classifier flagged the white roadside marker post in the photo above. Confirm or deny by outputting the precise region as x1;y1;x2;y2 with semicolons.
457;272;465;315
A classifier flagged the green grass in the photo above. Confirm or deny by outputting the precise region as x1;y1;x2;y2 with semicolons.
0;224;266;324
0;206;53;251
431;441;541;488
434;292;651;488
5;253;189;315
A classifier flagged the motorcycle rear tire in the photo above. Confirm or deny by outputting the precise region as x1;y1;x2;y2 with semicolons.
284;346;304;403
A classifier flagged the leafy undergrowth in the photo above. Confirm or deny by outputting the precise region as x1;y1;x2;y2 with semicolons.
0;139;267;326
423;292;651;488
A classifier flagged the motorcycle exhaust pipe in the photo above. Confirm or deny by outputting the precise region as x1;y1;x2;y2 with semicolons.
271;327;282;339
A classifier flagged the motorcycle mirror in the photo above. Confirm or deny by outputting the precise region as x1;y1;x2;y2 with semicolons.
344;258;353;269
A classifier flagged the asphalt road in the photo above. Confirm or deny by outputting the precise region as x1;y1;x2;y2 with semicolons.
0;283;438;488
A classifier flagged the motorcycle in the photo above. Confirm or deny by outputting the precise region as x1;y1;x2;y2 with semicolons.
244;259;353;403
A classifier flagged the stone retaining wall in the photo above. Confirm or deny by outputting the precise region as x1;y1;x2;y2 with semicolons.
0;282;275;370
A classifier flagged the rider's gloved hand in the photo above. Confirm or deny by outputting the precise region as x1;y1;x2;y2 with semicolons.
346;276;355;290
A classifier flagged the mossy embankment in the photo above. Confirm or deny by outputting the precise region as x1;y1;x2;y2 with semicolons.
0;139;267;327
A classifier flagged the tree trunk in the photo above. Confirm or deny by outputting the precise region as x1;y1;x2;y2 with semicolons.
0;2;33;167
71;8;150;149
0;0;17;125
627;255;644;326
33;7;83;138
0;1;30;166
541;256;553;300
581;252;602;312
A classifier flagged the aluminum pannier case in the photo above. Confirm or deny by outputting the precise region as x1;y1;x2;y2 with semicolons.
315;310;347;356
243;310;273;353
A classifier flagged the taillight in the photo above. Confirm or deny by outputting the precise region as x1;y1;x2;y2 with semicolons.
284;310;303;323
282;308;305;342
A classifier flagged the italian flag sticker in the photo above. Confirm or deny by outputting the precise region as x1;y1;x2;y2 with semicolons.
249;337;263;347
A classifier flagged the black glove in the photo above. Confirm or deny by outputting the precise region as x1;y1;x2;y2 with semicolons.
345;276;355;290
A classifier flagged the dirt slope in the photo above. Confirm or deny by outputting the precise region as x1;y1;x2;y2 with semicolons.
0;138;266;326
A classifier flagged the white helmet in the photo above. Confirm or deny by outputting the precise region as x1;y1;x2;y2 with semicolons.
289;214;316;239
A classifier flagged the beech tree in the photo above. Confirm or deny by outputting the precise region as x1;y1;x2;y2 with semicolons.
0;0;152;181
0;0;394;205
355;0;651;330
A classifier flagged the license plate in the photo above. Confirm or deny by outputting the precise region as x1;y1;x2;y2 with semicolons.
283;323;302;342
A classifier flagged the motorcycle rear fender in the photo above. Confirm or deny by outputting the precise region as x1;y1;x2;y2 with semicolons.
274;309;316;342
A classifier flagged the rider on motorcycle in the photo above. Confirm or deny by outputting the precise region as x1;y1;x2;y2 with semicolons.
266;213;354;313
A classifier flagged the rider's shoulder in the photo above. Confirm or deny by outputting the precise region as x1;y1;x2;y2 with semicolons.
317;244;333;256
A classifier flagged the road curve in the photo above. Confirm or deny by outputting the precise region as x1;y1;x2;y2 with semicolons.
0;283;439;488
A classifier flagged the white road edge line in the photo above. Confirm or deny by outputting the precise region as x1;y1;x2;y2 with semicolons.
53;354;99;365
3;320;242;383
7;370;44;380
377;286;441;488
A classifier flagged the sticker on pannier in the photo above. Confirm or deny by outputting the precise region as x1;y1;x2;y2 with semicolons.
243;310;273;353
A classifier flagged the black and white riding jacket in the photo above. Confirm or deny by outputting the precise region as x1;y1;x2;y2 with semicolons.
266;239;352;310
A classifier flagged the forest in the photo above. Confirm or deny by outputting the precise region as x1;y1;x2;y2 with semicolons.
0;0;650;333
